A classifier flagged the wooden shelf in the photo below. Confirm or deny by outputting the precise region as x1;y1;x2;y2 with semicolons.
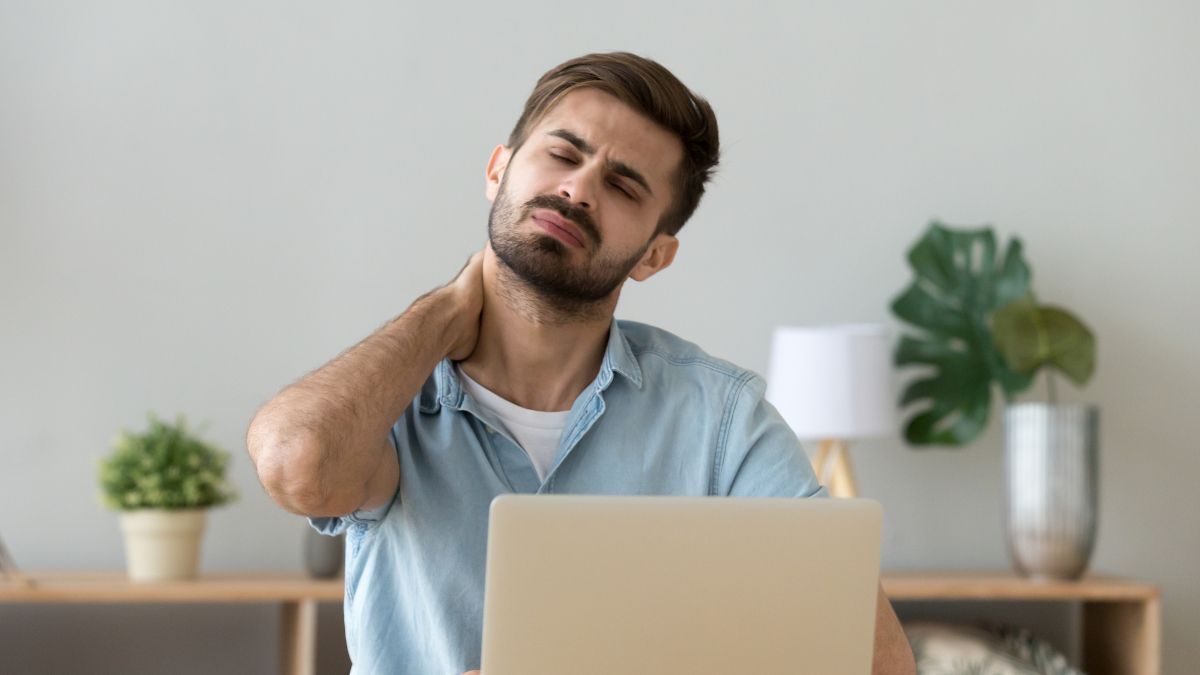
882;571;1159;602
881;572;1161;675
0;571;343;603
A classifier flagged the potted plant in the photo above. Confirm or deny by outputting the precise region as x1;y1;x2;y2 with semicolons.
890;221;1098;579
98;412;237;581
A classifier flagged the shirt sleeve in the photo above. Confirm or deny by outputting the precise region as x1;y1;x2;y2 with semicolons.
307;426;402;536
714;372;828;499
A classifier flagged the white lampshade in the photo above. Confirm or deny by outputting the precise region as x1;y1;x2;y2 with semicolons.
765;324;896;440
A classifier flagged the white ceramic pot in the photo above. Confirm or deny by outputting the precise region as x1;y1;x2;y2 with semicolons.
118;509;207;581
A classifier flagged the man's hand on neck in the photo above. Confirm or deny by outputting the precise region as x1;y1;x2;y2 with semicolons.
457;246;616;413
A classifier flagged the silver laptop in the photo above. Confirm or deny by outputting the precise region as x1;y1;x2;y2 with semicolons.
480;495;882;675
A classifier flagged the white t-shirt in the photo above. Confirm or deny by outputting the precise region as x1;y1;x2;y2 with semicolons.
456;365;569;482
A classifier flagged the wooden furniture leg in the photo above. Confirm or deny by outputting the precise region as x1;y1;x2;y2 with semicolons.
281;599;318;675
812;440;832;486
1082;598;1161;675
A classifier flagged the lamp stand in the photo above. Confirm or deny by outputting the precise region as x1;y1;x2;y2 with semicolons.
812;439;859;498
0;534;34;587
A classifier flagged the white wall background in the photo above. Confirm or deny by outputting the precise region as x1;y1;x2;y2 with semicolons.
2;1;1197;673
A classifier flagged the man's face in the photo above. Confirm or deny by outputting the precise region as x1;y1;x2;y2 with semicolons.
486;88;684;306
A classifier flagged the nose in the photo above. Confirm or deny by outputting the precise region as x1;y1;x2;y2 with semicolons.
557;166;598;211
559;187;590;210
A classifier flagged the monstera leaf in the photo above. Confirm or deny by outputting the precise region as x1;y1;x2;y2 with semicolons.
991;297;1096;386
891;222;1037;446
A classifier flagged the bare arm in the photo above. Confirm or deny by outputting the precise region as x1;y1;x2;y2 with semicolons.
246;252;484;517
872;582;916;675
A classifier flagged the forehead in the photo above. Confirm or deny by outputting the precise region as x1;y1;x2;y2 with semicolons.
530;88;683;192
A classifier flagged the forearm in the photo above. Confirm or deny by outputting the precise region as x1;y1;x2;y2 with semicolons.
872;583;916;675
247;289;458;514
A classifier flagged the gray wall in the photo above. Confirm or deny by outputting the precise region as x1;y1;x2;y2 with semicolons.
2;1;1197;673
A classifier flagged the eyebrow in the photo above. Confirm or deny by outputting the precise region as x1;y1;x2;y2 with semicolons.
545;129;654;196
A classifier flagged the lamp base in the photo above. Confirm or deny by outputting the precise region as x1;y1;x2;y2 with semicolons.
812;439;859;498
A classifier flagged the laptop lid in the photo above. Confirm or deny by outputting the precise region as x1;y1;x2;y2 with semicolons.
481;495;882;675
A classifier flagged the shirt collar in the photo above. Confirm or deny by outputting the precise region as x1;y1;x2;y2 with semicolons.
598;318;644;390
420;319;643;414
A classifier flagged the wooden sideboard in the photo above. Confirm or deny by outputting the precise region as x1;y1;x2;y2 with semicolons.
0;572;342;675
2;571;1160;675
881;572;1161;675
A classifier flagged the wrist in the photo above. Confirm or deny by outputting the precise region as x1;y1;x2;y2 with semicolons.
415;285;470;361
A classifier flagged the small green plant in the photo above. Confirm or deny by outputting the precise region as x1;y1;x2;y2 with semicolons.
98;412;237;510
890;221;1096;447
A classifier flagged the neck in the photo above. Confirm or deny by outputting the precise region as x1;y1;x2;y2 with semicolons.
458;249;617;412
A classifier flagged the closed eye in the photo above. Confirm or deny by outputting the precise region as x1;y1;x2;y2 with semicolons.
609;180;635;200
550;152;637;200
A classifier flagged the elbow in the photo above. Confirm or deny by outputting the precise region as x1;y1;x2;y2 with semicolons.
246;416;336;516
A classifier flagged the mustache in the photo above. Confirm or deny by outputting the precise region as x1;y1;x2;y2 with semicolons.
522;194;601;246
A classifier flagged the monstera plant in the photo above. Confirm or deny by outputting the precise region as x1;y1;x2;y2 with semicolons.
890;221;1096;446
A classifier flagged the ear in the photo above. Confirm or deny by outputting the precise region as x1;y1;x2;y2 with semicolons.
628;234;679;282
485;144;512;202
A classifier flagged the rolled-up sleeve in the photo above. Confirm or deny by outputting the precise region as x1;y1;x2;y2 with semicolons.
307;426;402;535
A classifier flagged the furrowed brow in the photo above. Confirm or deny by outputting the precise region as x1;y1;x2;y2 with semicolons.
609;161;652;196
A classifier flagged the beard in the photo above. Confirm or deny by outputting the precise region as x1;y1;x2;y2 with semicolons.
488;175;652;312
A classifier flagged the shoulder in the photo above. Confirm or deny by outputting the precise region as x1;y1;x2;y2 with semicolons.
616;319;759;389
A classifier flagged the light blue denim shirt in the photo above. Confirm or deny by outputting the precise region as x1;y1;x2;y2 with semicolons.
309;319;826;674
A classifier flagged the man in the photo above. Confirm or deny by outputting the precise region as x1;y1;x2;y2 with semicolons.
247;52;915;675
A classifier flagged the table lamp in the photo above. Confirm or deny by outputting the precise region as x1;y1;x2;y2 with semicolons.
766;324;895;498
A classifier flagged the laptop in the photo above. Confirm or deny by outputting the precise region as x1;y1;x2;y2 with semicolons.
480;495;882;675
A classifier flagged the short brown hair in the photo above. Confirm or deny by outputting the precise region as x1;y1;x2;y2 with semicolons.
507;52;720;236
